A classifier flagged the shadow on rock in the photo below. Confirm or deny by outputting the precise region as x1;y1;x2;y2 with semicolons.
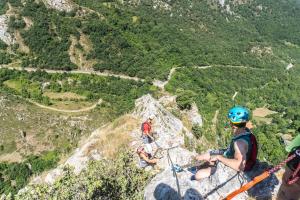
243;161;279;200
183;188;203;200
154;183;203;200
154;183;181;200
203;173;239;199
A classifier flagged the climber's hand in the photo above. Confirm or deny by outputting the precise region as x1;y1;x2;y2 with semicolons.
210;155;219;162
195;153;210;161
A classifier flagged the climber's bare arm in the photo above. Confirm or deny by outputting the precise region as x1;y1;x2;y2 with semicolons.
212;140;248;171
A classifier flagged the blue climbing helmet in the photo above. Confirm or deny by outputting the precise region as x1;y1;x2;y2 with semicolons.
228;106;250;124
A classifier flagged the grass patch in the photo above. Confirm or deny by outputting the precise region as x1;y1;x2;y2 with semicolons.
3;79;22;92
49;100;95;110
43;91;86;100
253;107;277;118
253;116;273;125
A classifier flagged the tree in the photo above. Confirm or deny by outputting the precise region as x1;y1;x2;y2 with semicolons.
176;90;196;110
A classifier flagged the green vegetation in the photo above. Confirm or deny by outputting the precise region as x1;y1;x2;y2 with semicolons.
167;65;300;164
0;151;59;195
13;150;151;200
176;90;196;110
2;0;298;79
0;0;8;15
0;52;11;64
20;1;78;70
0;69;151;115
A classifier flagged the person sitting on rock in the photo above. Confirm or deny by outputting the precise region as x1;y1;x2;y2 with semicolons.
137;146;158;168
141;115;156;144
191;106;257;181
277;134;300;200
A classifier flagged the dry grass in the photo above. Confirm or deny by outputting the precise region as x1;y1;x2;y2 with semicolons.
22;16;33;30
68;35;97;70
49;100;94;110
181;113;193;131
0;151;22;163
253;116;272;125
3;79;22;92
253;107;277;118
43;91;86;100
14;30;30;53
85;115;139;158
79;32;93;53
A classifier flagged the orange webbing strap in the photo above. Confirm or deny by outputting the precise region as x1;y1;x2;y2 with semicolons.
223;171;270;200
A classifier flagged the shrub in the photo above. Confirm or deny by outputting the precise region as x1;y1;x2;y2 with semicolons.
176;90;196;110
15;150;152;200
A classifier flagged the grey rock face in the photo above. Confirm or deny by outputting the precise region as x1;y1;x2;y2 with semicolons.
0;15;15;45
186;103;203;127
133;94;187;149
44;0;74;12
145;162;280;200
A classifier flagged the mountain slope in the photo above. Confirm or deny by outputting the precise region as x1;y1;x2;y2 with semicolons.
1;0;300;79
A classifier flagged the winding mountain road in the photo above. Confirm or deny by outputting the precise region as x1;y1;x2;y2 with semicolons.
0;64;271;91
0;66;143;82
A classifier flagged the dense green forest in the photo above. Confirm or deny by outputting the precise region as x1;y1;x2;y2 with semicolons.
1;0;300;79
0;151;59;195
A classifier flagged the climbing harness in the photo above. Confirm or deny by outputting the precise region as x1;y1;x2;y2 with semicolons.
223;149;300;200
172;164;183;173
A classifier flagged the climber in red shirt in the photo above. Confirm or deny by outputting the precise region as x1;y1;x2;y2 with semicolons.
141;115;155;144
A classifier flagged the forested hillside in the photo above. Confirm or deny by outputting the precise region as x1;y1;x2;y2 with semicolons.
1;0;300;79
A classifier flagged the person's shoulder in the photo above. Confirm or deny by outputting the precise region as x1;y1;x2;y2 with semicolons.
234;139;248;152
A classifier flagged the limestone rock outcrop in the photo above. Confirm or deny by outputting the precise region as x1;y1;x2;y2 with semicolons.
145;161;280;200
43;0;75;12
133;94;194;149
0;15;15;45
185;102;203;127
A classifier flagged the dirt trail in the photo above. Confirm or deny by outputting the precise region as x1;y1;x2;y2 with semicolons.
28;99;102;113
0;66;143;82
0;64;269;90
153;65;211;89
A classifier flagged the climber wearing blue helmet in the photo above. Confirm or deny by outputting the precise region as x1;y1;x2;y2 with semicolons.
191;106;257;181
228;106;250;125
